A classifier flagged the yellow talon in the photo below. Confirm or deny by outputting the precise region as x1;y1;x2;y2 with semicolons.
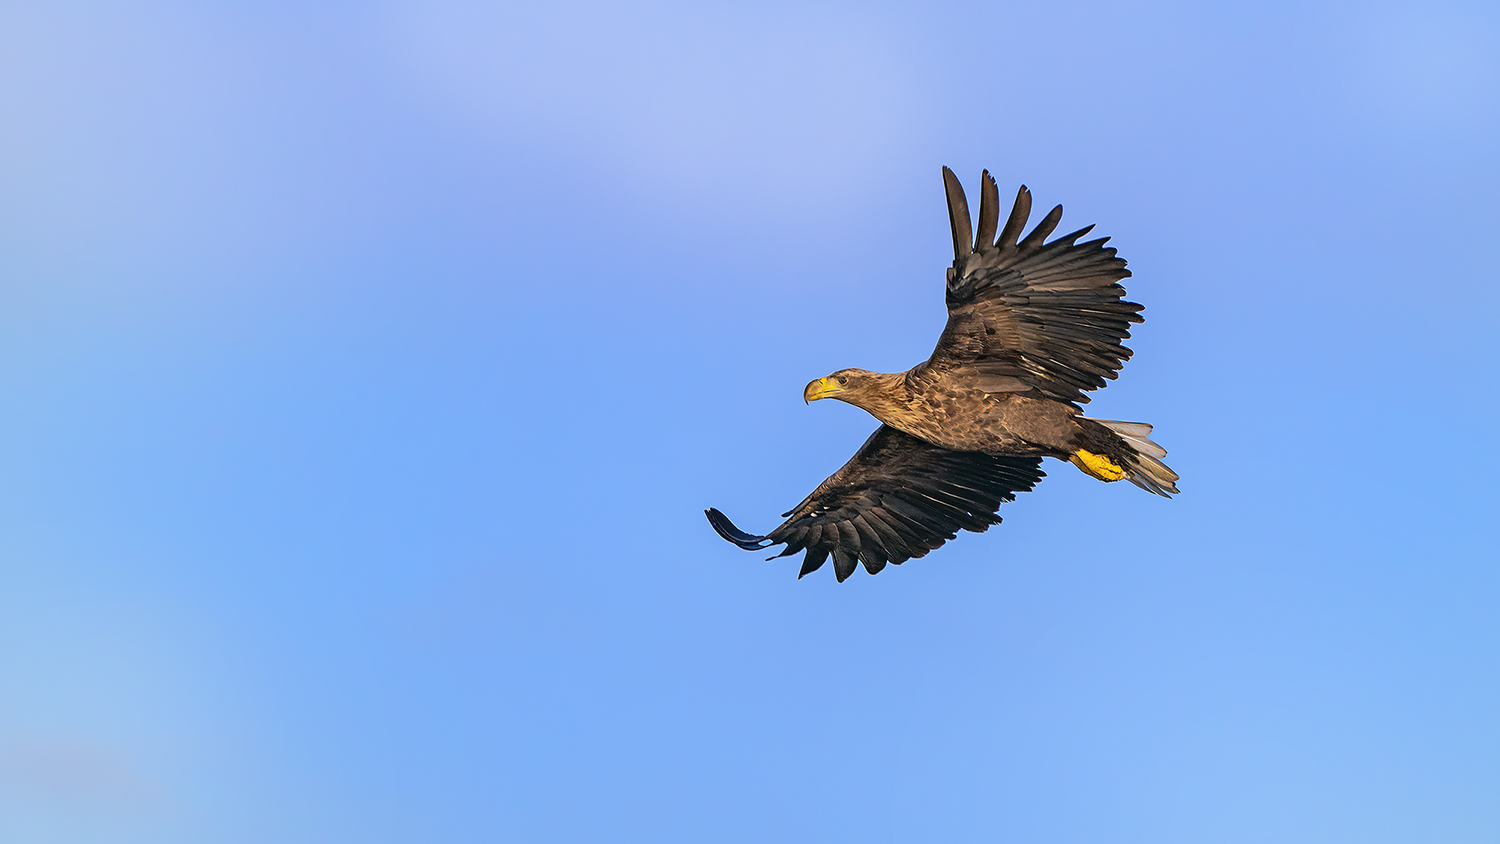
1070;449;1126;482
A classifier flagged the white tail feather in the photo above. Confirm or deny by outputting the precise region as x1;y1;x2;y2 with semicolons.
1092;419;1153;438
1083;417;1179;497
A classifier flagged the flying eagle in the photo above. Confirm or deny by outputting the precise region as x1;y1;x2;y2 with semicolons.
706;167;1178;581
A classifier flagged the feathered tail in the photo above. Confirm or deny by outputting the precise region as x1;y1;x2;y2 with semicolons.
1083;418;1180;497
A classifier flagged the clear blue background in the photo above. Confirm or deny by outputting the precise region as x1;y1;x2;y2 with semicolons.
2;2;1497;841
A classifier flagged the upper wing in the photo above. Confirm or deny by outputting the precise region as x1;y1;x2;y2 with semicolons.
706;425;1045;582
918;167;1143;406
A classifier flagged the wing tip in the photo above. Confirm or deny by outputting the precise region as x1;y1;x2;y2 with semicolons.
997;183;1033;249
974;169;1000;251
705;507;772;551
942;166;974;262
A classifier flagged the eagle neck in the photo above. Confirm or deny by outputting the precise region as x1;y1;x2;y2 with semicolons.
846;371;915;426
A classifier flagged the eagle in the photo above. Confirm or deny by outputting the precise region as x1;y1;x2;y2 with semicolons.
706;167;1178;581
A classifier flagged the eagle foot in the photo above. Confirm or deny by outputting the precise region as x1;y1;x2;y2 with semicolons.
1069;449;1126;482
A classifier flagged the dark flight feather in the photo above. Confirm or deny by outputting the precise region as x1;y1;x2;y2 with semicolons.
974;171;1000;251
995;182;1032;249
927;174;1141;406
943;167;974;262
706;426;1045;582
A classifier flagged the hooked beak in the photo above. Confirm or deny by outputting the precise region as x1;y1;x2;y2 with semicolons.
803;377;844;403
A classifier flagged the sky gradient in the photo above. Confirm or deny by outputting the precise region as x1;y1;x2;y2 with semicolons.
2;1;1498;842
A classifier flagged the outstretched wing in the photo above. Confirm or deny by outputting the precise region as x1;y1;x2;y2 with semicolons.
706;426;1045;582
919;167;1142;406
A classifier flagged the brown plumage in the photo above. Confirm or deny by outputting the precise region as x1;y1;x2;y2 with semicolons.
707;167;1178;581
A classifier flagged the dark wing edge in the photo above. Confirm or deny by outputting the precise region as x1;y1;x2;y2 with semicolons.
930;167;1142;406
706;426;1046;582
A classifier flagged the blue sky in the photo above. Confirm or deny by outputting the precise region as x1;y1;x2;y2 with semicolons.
2;1;1497;841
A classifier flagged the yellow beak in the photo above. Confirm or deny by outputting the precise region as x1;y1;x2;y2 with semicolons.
803;377;844;403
